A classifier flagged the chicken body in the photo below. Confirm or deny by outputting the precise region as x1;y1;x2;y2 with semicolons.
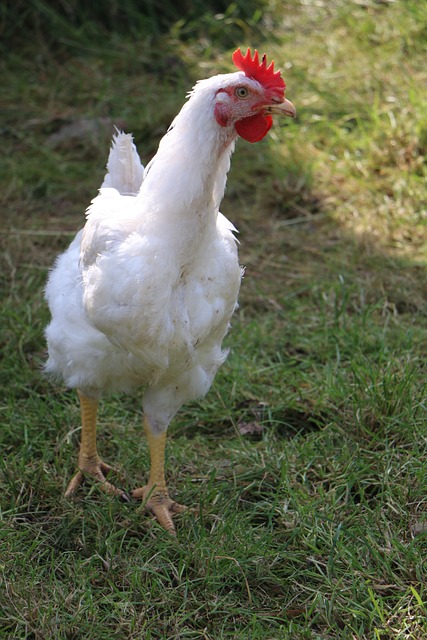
45;50;295;532
46;80;244;425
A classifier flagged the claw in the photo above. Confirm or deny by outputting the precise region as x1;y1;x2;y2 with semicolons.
132;485;186;534
64;458;129;502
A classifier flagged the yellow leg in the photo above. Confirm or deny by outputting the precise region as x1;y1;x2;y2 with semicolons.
132;416;186;534
64;390;127;500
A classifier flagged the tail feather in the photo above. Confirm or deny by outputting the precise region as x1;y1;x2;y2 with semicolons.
101;128;145;196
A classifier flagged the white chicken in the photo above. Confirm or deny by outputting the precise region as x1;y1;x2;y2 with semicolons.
45;48;295;533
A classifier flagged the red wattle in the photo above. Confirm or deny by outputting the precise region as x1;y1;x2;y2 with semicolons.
235;113;273;143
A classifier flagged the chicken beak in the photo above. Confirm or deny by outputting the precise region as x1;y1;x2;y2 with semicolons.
267;98;296;118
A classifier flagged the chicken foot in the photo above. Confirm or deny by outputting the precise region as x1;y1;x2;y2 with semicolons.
64;390;128;501
64;394;184;533
132;417;186;535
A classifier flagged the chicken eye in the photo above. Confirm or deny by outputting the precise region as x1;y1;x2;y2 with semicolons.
235;86;249;99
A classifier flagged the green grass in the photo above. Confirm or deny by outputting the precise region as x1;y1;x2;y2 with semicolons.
1;1;426;638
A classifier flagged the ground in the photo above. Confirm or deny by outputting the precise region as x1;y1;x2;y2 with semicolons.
0;1;426;638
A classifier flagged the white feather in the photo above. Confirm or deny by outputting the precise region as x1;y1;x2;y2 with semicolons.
100;129;144;195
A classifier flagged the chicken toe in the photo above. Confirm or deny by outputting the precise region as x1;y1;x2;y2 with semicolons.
65;457;129;501
133;485;186;533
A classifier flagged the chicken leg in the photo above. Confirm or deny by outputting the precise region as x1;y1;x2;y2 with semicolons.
132;416;186;534
64;390;127;500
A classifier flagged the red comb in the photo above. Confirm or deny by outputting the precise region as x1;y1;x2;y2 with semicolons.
232;48;286;94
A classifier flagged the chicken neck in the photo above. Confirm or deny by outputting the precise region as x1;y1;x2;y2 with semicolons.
136;94;238;256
